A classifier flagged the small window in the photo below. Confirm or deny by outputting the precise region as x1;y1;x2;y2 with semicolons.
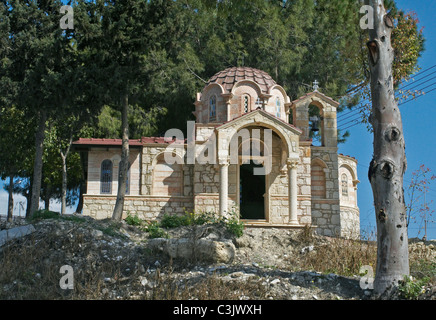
276;98;281;118
341;174;348;197
209;95;216;121
101;159;113;194
243;95;249;113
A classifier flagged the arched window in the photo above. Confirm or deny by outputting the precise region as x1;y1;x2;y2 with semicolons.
309;104;322;146
341;173;348;197
100;159;113;194
276;98;281;118
209;95;216;122
243;95;249;113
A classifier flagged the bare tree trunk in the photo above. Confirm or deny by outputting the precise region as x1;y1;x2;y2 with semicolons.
60;153;67;215
29;109;47;217
75;152;87;214
60;136;72;215
112;93;129;221
75;183;84;214
7;174;14;222
44;184;51;211
367;0;409;295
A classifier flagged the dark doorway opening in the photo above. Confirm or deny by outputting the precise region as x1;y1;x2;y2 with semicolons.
239;160;265;219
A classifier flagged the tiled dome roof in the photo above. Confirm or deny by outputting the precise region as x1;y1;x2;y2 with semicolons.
205;67;276;93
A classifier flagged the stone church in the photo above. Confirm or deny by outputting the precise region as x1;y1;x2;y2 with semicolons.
73;67;360;238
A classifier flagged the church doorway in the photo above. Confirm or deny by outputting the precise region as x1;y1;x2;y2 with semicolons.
239;160;266;220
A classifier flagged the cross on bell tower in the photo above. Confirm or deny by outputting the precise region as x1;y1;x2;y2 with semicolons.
312;80;319;91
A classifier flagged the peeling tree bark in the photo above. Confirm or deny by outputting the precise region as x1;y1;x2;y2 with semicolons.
366;0;409;295
29;109;47;217
112;92;129;221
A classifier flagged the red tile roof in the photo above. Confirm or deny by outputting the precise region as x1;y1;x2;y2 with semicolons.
73;138;143;146
73;137;186;147
205;67;276;93
142;137;186;144
291;91;340;107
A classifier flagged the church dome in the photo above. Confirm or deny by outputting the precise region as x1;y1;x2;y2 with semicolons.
205;67;277;94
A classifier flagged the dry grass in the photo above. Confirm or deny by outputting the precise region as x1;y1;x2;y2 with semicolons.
297;237;377;276
0;218;434;300
148;269;267;300
293;228;435;286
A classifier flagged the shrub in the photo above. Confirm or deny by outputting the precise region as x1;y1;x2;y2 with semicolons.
146;221;169;239
29;209;60;221
160;214;184;229
160;211;217;229
222;209;244;238
398;275;428;299
124;212;143;226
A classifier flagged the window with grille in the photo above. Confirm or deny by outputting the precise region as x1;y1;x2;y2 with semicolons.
209;95;216;121
243;95;249;113
276;98;281;118
100;159;113;194
341;174;348;197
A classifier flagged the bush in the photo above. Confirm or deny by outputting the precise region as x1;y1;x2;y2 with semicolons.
223;215;244;238
124;212;143;226
160;211;217;229
160;214;185;229
398;275;428;299
146;221;169;239
146;210;244;238
29;209;60;221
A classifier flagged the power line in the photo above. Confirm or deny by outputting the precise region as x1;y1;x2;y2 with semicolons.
338;113;364;128
398;87;436;106
337;64;436;122
356;162;436;198
338;84;436;131
337;103;369;121
400;71;436;90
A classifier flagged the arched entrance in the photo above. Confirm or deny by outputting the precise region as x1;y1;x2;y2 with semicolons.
216;109;301;225
239;159;266;219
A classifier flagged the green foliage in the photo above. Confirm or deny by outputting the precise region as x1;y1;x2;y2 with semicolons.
28;209;60;221
160;211;217;229
398;275;428;300
223;215;245;238
145;221;169;239
27;209;85;224
124;211;143;227
139;209;244;238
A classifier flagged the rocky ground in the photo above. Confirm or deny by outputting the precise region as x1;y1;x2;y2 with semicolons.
0;214;435;300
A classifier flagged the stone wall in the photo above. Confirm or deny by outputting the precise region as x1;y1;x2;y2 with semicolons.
339;206;360;239
310;147;341;237
338;155;360;239
83;195;194;221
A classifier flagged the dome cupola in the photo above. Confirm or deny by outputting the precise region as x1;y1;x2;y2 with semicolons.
194;67;290;124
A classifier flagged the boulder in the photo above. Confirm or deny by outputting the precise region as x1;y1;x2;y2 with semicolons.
0;225;36;247
146;237;235;263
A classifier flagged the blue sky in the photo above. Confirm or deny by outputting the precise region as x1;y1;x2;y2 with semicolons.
1;0;435;239
339;0;436;240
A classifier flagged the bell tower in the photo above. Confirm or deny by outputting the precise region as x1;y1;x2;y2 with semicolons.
290;89;339;147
